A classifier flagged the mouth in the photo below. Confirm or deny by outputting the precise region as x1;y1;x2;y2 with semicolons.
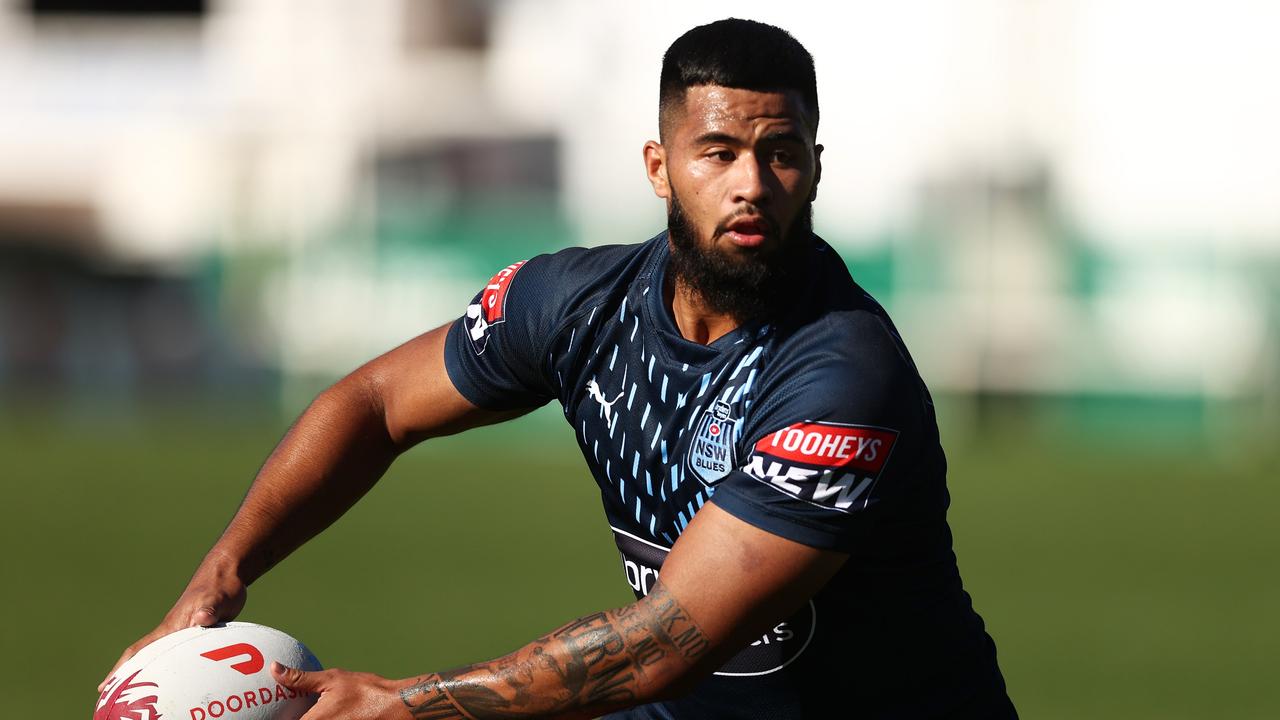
721;216;771;248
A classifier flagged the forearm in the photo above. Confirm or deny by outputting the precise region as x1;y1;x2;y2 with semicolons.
398;582;712;720
203;373;400;585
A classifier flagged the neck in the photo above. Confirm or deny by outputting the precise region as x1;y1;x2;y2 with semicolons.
665;273;740;345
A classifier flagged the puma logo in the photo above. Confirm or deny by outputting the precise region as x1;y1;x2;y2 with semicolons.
586;378;624;426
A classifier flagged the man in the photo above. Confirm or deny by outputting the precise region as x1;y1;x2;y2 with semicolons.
102;19;1016;719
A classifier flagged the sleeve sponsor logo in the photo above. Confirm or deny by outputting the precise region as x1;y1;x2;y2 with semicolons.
743;421;898;513
609;526;816;677
465;260;526;354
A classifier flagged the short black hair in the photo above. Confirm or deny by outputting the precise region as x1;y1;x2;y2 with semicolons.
659;18;818;140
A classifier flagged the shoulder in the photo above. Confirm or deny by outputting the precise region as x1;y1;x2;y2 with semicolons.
773;276;918;398
446;237;662;409
801;305;915;387
503;237;660;319
748;251;928;434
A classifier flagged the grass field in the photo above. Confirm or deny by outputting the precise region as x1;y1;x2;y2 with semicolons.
2;394;1276;719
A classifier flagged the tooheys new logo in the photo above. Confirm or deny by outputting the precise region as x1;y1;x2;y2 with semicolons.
744;421;898;513
466;260;526;354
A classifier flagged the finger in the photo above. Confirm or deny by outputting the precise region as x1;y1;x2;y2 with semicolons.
190;606;219;627
98;636;152;693
271;661;325;693
98;651;128;693
297;697;328;720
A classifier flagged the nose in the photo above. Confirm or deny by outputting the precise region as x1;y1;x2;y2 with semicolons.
731;153;771;206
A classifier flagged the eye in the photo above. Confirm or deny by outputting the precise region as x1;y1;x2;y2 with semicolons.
770;148;796;165
708;149;735;163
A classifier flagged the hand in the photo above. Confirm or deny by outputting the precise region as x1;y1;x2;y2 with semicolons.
97;560;247;692
272;662;411;720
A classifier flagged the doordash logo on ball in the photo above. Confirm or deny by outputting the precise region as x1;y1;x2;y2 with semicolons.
187;684;303;720
188;642;304;719
201;643;265;675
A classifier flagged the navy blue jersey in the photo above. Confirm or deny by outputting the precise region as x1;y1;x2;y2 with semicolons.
444;233;1016;718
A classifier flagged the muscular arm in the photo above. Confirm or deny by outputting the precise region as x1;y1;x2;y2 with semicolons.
380;504;846;720
110;319;846;719
207;322;520;585
396;582;707;720
103;323;521;687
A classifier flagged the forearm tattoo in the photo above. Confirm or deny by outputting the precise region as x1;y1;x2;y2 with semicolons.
399;583;710;719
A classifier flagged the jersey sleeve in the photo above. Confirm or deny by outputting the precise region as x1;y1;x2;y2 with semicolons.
443;257;562;411
709;312;936;552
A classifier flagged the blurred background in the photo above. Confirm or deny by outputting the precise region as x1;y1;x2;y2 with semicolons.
1;1;1276;718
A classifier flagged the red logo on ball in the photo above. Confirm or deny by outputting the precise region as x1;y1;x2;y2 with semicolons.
94;669;161;720
200;643;265;675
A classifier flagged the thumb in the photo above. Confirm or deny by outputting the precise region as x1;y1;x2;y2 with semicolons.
271;661;324;693
190;606;219;628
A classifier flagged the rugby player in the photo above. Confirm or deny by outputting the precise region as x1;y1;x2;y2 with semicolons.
103;18;1017;719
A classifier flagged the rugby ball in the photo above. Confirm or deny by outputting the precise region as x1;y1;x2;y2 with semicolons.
93;622;321;720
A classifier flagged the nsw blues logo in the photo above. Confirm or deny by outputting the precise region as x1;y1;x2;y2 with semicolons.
687;401;738;486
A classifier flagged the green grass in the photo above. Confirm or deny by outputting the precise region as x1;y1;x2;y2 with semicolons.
2;397;1277;718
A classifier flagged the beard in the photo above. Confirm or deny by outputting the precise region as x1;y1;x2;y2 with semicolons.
666;191;813;323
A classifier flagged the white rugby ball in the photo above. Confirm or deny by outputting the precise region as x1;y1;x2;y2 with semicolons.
93;622;322;720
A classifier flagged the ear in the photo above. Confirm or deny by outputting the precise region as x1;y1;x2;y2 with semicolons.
809;143;824;202
644;140;671;201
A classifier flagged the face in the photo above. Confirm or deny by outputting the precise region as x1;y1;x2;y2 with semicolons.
645;85;822;319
